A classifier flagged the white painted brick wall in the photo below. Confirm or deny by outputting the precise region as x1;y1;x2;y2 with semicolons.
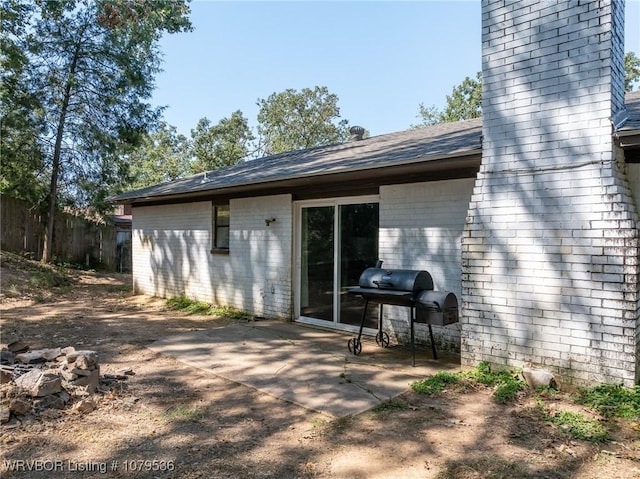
379;178;475;352
625;162;640;380
227;195;293;319
132;195;293;319
464;0;638;386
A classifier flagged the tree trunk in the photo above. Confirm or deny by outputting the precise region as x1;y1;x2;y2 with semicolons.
41;52;79;263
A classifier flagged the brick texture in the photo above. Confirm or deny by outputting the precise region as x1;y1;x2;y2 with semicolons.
463;0;638;386
132;195;293;319
379;179;474;351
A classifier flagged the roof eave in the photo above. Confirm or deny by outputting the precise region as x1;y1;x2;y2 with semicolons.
115;150;482;206
615;130;640;149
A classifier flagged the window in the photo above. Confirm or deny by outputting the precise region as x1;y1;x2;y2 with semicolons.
212;203;230;253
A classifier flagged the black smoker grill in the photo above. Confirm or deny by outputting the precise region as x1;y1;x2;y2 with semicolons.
347;261;459;365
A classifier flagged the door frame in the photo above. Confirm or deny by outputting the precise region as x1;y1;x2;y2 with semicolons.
293;195;379;333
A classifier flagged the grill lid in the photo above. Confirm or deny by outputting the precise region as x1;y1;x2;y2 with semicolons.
358;267;434;292
415;290;458;311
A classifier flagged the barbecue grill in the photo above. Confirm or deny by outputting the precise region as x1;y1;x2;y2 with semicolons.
347;261;459;365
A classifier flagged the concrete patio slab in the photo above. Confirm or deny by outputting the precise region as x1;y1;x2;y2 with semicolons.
148;319;460;418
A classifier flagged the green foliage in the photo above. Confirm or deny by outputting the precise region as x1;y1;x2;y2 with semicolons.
2;0;192;260
415;103;443;127
575;383;640;420
209;305;252;321
415;72;482;127
162;404;206;422
166;295;251;320
534;383;638;443
440;71;483;123
417;51;638;129
190;111;254;173
126;122;191;189
411;362;524;403
0;0;48;205
464;360;495;385
166;295;211;314
625;51;640;92
466;361;524;404
27;269;71;290
544;410;609;443
493;380;524;404
256;86;349;156
0;251;73;299
411;371;460;395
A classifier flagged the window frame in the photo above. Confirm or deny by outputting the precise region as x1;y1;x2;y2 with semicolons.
211;202;230;254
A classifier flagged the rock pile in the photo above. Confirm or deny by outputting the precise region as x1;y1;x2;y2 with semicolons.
0;342;115;424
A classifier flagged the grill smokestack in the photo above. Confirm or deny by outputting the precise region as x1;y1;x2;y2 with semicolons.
349;125;365;141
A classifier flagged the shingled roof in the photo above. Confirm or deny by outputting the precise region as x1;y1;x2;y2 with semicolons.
112;91;640;205
112;117;482;205
616;90;640;151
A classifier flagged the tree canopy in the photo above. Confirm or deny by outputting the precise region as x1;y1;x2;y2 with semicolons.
416;52;639;128
414;72;482;127
0;1;47;204
626;52;640;91
190;111;254;173
122;85;349;188
126;122;191;190
255;86;350;156
1;0;192;261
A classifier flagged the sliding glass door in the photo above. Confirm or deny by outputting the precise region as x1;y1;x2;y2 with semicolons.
300;206;335;321
297;197;379;330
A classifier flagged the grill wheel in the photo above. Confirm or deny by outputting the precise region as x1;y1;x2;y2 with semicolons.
375;331;390;348
347;337;362;355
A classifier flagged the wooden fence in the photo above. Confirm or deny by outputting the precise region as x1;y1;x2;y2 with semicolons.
0;195;119;271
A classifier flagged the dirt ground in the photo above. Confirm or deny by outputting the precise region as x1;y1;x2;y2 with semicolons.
1;254;639;479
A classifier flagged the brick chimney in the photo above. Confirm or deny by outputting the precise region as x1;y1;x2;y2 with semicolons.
462;0;638;386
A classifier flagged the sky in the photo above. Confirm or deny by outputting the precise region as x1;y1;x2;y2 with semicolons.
152;0;640;140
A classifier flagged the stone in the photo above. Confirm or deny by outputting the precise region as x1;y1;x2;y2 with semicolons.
57;391;70;404
14;351;46;364
13;369;42;392
70;368;100;394
0;350;15;365
72;399;95;414
61;346;76;356
33;395;65;410
0;405;10;424
9;398;32;415
14;369;62;397
70;351;98;370
60;369;78;382
0;367;13;384
0;384;16;399
67;385;91;397
7;341;29;354
40;348;64;361
522;367;557;390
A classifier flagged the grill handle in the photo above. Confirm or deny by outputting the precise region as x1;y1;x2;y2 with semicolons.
422;300;442;312
373;280;394;288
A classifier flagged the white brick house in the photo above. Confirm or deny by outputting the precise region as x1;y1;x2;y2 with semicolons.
113;0;640;387
462;0;639;387
117;121;483;357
